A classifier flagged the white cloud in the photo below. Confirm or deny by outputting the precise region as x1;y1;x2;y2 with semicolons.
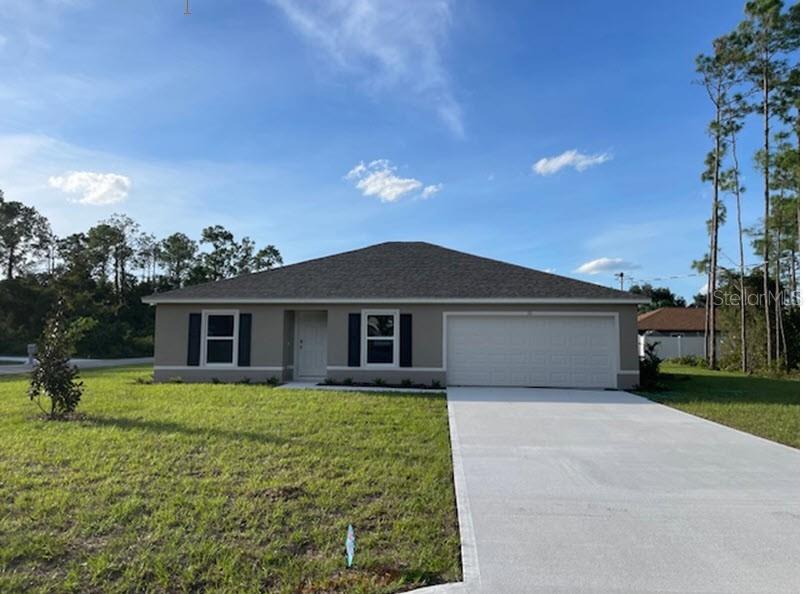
346;159;441;203
48;171;131;205
532;149;612;176
575;257;639;275
420;183;442;199
345;159;427;203
270;0;463;137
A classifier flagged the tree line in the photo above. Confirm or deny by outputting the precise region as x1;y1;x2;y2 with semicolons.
0;189;282;357
695;0;799;372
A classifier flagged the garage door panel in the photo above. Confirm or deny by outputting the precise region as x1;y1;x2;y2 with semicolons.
447;315;617;388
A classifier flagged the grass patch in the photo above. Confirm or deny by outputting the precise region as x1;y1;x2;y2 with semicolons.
0;366;460;593
634;363;799;448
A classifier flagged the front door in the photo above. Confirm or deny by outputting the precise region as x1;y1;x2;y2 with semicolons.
296;311;327;379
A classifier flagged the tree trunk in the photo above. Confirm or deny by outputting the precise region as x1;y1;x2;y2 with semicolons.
5;245;13;280
731;132;747;373
707;109;721;370
762;69;773;367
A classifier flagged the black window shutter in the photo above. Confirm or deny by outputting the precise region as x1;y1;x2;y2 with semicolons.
400;313;412;367
238;313;252;367
348;313;361;367
187;313;202;366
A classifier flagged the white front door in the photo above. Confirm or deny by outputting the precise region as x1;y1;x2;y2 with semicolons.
296;311;327;379
446;314;618;388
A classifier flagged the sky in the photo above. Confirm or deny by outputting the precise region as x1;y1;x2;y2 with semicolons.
0;0;773;301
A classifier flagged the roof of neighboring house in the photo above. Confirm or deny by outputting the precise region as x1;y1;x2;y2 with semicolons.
637;307;719;332
144;241;648;304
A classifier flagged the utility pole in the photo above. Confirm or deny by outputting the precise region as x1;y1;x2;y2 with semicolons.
615;272;624;291
184;0;191;15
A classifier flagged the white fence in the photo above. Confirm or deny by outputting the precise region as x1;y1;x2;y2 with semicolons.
638;334;718;360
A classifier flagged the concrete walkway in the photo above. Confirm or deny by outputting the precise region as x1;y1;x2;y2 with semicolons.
0;357;153;375
440;387;799;593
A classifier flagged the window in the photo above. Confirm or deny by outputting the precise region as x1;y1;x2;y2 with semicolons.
363;310;398;366
202;311;238;366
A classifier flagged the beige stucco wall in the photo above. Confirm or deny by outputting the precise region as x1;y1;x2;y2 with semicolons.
153;302;640;388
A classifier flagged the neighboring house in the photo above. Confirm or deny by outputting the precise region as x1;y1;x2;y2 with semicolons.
143;242;648;389
637;307;720;360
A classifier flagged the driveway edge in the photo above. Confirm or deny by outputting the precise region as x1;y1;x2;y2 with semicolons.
407;391;476;594
445;390;480;585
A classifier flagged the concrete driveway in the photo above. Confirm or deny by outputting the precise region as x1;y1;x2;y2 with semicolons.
446;387;798;593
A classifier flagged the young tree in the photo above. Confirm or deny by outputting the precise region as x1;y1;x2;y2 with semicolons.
28;303;84;419
0;190;52;279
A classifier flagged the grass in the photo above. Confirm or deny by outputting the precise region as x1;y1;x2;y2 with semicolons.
634;363;799;448
0;366;460;593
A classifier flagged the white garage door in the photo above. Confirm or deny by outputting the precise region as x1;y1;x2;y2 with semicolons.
446;315;618;388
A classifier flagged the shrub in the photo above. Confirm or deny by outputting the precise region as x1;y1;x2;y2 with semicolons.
167;376;184;384
401;378;413;387
666;354;707;368
431;380;443;389
238;377;252;385
323;377;337;385
211;378;221;384
639;341;662;389
133;375;153;385
266;376;280;387
28;305;84;419
372;378;387;387
343;377;353;386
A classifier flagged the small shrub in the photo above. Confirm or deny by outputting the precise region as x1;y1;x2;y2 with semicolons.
431;380;443;389
167;376;184;384
211;378;221;385
372;378;387;387
28;304;84;419
343;377;353;386
133;375;153;385
667;354;707;368
323;377;337;385
238;377;252;385
640;341;662;389
400;378;413;387
266;376;280;387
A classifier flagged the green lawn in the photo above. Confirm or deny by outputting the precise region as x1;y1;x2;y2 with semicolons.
0;367;460;593
635;363;799;448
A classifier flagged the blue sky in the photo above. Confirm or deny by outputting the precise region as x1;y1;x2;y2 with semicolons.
0;0;768;301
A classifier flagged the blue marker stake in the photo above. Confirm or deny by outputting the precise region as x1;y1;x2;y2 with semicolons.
345;524;355;568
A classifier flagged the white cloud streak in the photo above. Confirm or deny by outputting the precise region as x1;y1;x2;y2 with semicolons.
575;257;639;275
420;183;442;199
49;171;131;205
346;159;440;203
270;0;463;137
532;149;612;176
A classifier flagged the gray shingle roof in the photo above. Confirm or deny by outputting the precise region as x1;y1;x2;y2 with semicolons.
144;242;644;303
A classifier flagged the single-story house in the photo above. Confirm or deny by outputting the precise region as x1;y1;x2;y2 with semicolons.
143;242;648;389
637;307;720;360
637;307;718;337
